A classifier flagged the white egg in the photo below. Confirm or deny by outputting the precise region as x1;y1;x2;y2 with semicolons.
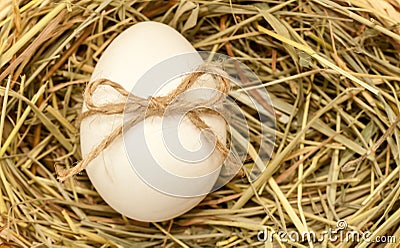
80;21;226;221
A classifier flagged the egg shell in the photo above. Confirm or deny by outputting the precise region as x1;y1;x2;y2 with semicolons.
80;21;226;221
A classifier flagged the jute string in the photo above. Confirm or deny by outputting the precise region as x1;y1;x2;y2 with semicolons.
58;65;231;181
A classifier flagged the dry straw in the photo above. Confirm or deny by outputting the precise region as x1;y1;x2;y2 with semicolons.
0;0;400;247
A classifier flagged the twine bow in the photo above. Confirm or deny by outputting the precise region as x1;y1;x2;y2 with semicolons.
58;64;231;181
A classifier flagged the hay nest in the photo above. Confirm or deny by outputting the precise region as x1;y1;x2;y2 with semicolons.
1;0;400;247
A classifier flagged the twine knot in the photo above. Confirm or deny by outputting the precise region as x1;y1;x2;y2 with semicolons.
58;64;233;181
146;96;169;115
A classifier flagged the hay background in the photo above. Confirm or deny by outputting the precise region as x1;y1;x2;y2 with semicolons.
1;0;400;247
